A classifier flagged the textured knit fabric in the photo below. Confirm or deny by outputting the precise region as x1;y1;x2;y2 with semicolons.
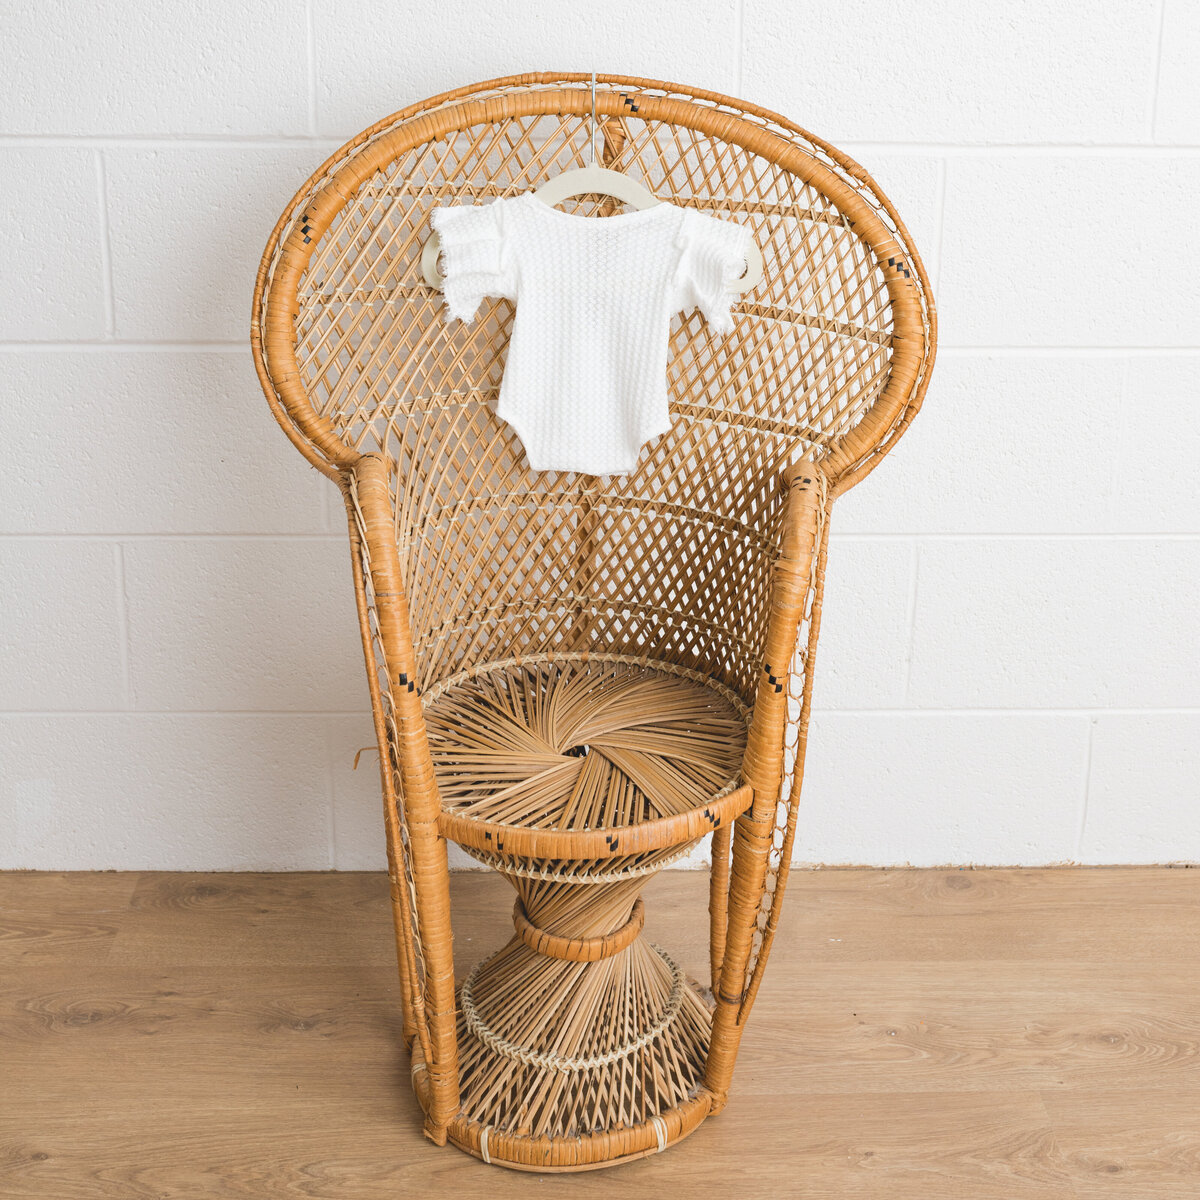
429;190;753;475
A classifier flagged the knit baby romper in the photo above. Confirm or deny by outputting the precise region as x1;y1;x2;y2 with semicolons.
430;190;753;477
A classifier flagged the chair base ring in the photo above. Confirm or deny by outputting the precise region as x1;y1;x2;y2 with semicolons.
411;1041;717;1172
512;894;645;960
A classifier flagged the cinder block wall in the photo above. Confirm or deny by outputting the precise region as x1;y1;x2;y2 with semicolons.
3;3;1196;869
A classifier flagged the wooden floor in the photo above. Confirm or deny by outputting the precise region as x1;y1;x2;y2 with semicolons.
1;868;1197;1198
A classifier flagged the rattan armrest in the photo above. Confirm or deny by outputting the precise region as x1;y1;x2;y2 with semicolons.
350;454;435;761
741;460;828;801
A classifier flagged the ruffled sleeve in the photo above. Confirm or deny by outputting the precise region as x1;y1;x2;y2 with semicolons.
429;198;513;324
672;208;754;335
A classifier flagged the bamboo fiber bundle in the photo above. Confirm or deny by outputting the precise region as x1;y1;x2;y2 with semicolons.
251;72;935;1170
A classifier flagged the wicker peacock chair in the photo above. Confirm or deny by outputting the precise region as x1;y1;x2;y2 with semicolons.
251;71;935;1171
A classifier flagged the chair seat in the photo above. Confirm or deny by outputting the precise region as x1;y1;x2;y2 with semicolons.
424;657;749;857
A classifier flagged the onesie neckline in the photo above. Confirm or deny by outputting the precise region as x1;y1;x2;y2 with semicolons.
516;189;678;226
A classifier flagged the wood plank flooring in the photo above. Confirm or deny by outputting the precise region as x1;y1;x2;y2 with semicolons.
1;867;1197;1197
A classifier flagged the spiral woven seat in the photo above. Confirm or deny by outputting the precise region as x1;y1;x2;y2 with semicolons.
425;657;750;856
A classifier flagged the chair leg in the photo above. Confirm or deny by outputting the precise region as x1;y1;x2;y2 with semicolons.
704;484;830;1111
344;486;425;1054
708;823;732;992
348;458;462;1143
703;802;774;1111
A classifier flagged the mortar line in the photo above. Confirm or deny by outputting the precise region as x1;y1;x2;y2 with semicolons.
1075;717;1097;859
305;0;319;136
900;539;920;703
0;533;342;541
1150;0;1168;140
0;707;1195;718
0;711;376;717
936;346;1200;357
94;151;116;339
2;531;1198;542
734;0;745;93
814;707;1200;718
932;157;947;296
842;142;1200;156
2;342;1197;356
0;135;343;148
324;723;338;869
4;136;1200;153
0;341;247;351
113;542;135;709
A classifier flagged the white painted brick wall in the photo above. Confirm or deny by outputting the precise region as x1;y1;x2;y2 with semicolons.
106;149;339;342
743;0;1162;144
0;352;328;532
937;155;1200;346
1;150;107;339
2;3;1196;869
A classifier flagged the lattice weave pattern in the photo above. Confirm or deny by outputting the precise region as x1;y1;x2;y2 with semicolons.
293;107;898;702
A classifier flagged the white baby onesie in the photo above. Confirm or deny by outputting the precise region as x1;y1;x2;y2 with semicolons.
429;190;753;476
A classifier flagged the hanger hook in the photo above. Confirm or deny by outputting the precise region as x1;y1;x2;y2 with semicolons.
590;71;597;168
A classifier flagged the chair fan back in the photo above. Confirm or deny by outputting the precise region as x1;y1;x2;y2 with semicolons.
254;75;935;703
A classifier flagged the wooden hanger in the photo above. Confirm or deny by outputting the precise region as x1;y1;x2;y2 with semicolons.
421;73;763;292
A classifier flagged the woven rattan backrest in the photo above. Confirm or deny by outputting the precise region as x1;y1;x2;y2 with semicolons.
253;74;935;704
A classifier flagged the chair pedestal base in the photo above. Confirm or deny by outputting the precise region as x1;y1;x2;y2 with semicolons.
413;855;717;1171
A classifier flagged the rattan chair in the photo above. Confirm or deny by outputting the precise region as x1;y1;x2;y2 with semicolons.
251;71;935;1172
